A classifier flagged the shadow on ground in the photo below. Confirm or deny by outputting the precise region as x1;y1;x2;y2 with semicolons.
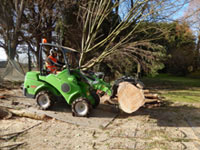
119;101;200;127
50;99;119;119
50;99;200;128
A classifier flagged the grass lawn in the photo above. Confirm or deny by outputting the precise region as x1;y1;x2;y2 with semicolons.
141;74;200;103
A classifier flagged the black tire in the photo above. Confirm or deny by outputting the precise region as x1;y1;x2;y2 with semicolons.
72;98;90;117
91;91;100;109
36;91;55;110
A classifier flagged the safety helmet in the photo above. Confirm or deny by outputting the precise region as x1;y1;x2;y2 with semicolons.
50;49;56;55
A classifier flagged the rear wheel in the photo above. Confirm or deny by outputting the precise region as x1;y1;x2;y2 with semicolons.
36;91;54;110
72;98;90;117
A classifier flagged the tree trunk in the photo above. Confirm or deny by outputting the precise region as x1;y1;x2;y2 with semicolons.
131;0;134;8
9;39;18;60
115;0;119;14
36;38;41;70
4;0;25;60
196;33;200;53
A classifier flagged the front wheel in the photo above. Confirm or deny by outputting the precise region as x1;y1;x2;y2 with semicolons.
72;98;90;117
36;91;54;110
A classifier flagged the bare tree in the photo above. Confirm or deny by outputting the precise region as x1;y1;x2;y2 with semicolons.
22;0;59;67
0;0;26;60
183;0;200;51
0;0;59;66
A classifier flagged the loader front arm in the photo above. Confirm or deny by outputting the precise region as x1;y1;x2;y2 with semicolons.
72;70;112;96
92;80;112;96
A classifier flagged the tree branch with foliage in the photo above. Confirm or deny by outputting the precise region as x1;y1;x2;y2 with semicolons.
74;0;177;76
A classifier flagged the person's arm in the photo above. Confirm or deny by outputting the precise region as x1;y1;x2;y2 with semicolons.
47;58;63;67
57;60;65;66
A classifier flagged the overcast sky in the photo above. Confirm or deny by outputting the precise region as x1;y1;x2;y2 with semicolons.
0;48;7;61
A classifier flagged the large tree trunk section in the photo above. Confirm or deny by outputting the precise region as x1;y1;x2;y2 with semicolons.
117;82;145;113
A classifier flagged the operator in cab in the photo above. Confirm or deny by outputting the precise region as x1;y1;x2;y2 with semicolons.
46;49;65;74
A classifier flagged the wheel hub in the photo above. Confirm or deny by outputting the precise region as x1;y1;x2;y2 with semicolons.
75;102;88;116
38;95;49;108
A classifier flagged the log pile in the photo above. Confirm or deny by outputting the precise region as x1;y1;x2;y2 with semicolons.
143;89;163;108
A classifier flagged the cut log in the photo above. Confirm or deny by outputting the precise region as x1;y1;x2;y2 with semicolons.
117;82;145;113
143;89;150;94
8;109;48;120
144;98;162;108
144;93;159;99
145;98;161;103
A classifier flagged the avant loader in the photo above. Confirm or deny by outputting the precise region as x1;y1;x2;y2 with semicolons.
23;41;145;117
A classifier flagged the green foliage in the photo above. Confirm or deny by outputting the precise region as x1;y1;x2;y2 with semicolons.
55;2;81;49
135;21;197;76
161;22;196;75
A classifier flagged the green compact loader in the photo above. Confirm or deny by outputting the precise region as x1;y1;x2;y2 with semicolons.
23;42;144;117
